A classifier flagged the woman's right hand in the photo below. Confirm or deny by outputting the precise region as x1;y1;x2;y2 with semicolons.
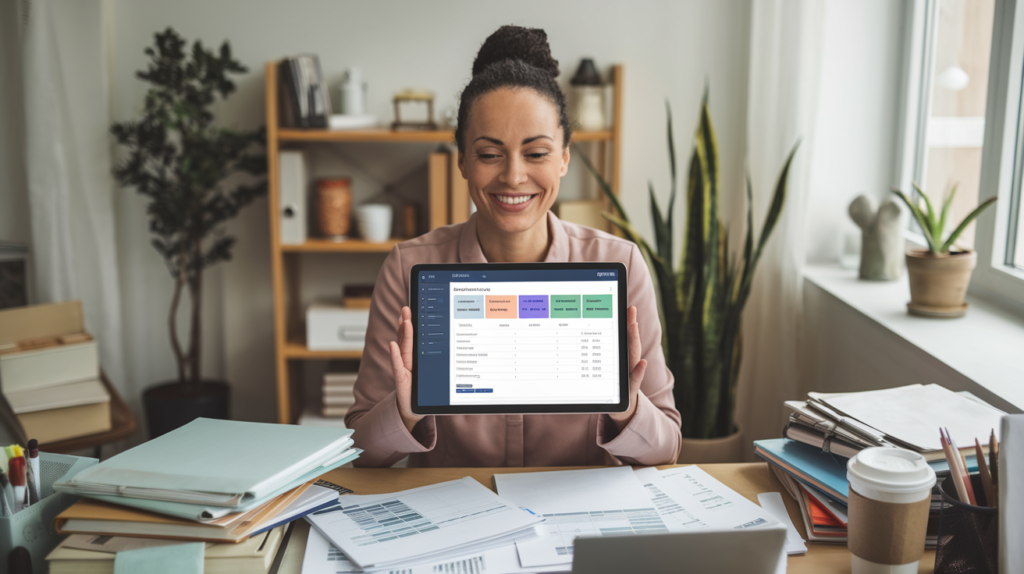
390;306;425;432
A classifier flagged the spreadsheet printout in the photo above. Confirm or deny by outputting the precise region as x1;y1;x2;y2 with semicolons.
494;467;668;568
305;477;542;569
301;527;570;574
632;466;781;532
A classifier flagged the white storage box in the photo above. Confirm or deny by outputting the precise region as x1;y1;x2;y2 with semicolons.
306;303;369;351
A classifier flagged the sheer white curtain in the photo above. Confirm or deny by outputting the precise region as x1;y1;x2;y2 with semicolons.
22;0;128;398
735;0;825;459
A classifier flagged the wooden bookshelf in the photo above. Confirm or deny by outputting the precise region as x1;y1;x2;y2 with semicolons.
267;61;625;423
280;238;402;253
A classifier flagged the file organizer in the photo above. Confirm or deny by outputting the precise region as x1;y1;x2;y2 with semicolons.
0;452;97;574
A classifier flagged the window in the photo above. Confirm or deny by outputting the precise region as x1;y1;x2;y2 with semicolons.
896;0;1024;304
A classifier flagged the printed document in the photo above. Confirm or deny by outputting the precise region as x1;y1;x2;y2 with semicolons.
633;466;780;532
494;466;669;568
305;477;542;569
302;527;571;574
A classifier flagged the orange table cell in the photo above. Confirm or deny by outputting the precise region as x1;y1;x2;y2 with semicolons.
485;296;518;319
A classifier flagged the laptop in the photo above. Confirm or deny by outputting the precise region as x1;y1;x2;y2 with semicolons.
572;525;788;574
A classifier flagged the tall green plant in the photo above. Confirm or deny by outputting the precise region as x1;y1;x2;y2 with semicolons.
580;93;798;439
891;183;997;254
111;28;267;387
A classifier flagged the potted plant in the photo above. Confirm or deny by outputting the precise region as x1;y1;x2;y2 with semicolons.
111;28;266;438
891;183;997;318
581;93;798;462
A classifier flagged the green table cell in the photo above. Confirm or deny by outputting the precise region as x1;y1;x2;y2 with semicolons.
550;295;581;318
582;294;613;318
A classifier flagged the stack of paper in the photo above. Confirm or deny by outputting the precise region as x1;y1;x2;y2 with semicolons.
306;477;544;571
50;419;360;547
783;384;1004;461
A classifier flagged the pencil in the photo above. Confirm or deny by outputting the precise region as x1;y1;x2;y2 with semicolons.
940;429;970;505
947;429;978;506
990;429;999;508
974;438;994;507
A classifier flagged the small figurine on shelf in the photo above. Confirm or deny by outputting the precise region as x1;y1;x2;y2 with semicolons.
391;89;437;130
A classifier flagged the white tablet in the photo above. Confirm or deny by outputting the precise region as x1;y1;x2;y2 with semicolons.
410;262;628;415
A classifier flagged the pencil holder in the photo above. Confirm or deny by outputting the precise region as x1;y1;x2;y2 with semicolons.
934;474;998;574
0;452;97;574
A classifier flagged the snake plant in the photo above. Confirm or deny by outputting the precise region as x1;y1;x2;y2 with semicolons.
580;93;798;439
891;183;997;254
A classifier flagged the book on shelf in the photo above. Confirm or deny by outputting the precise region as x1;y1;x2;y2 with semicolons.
46;525;288;574
322;395;355;407
321;405;352;417
277;55;331;129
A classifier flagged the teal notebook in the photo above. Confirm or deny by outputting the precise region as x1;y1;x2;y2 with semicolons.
88;449;362;521
54;418;354;507
755;438;978;504
114;542;204;574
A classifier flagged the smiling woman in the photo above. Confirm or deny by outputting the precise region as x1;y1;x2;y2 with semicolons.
344;25;683;469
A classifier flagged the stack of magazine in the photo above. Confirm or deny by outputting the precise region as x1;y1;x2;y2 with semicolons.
758;383;1005;544
46;418;360;573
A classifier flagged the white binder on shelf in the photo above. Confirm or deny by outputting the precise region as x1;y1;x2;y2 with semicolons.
279;150;309;245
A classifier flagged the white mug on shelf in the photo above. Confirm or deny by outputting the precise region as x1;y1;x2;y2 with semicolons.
356;204;393;243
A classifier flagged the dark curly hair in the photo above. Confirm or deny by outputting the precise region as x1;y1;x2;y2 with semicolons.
454;25;572;152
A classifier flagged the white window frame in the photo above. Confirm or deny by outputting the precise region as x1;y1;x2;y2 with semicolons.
894;0;1024;307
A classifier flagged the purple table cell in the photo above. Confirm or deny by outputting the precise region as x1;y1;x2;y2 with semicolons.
518;295;550;319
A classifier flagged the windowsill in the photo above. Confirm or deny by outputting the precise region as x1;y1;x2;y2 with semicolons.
803;263;1024;412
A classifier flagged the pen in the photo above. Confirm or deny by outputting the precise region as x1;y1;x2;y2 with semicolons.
8;457;24;513
26;441;39;505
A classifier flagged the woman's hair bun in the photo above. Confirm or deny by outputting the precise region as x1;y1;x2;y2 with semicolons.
471;25;559;78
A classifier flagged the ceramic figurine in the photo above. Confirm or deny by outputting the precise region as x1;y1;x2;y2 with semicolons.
849;194;903;281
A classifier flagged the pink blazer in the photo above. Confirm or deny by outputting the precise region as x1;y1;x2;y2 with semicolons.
345;211;682;467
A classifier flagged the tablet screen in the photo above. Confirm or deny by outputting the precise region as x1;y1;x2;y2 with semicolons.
411;262;628;415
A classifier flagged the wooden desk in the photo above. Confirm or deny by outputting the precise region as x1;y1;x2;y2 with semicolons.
278;463;937;573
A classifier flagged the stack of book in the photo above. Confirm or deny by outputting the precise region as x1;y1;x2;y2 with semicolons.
47;419;361;573
322;371;357;418
0;302;112;443
757;383;1004;544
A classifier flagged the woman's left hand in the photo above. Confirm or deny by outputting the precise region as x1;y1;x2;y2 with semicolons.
608;305;647;431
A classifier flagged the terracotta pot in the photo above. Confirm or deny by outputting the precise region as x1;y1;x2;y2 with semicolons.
677;425;744;464
905;249;976;318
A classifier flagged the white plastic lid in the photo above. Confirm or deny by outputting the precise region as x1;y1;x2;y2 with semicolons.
846;447;937;494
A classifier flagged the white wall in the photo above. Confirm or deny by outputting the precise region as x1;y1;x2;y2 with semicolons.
805;0;909;263
0;0;29;244
104;0;753;422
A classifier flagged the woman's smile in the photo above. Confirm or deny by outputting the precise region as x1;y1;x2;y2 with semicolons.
491;193;538;211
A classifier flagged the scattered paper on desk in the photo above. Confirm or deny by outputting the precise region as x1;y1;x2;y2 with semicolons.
757;492;807;555
636;466;780;532
495;466;668;568
305;477;542;569
302;527;569;574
